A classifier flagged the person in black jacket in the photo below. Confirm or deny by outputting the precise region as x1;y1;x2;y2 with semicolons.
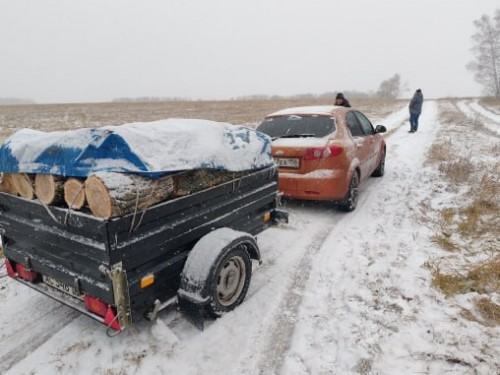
409;89;423;133
335;93;351;107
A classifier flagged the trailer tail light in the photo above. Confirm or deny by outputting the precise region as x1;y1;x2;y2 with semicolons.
5;259;16;279
84;295;122;332
84;295;108;317
304;146;343;160
15;263;39;282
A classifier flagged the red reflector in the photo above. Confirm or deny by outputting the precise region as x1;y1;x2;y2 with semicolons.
16;263;39;282
304;146;343;160
5;259;17;279
84;295;108;317
104;306;122;332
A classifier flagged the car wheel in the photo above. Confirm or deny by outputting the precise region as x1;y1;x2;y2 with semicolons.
372;149;385;177
206;246;252;317
338;172;359;212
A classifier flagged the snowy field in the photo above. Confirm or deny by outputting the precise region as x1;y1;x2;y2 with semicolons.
0;99;499;374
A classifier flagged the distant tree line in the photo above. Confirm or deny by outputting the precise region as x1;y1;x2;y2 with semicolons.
232;76;405;101
111;74;407;103
112;96;190;103
0;97;36;105
467;8;500;98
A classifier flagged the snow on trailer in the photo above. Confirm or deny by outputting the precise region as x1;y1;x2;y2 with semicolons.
0;118;287;333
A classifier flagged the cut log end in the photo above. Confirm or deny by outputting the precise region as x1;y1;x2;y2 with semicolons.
35;174;64;205
64;178;86;210
84;175;113;219
10;173;35;200
0;173;18;195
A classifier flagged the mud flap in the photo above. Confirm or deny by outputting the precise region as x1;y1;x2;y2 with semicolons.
271;208;289;224
177;292;208;330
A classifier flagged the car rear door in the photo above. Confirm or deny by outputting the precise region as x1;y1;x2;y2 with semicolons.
345;111;372;180
354;111;380;174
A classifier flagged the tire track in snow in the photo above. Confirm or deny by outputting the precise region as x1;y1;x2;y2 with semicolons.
0;300;79;374
237;221;340;375
456;100;500;138
235;106;414;375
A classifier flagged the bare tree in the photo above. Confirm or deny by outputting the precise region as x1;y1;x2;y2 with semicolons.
376;74;402;99
467;9;500;98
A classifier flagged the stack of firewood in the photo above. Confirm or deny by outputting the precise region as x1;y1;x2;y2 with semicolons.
0;170;247;219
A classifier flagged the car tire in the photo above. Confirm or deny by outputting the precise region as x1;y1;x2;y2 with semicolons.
338;172;359;212
206;246;252;318
371;149;385;177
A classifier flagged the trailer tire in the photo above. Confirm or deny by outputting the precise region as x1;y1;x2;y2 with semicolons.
178;228;260;325
206;246;252;317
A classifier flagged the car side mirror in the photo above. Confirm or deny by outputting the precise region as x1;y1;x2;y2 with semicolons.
375;125;387;133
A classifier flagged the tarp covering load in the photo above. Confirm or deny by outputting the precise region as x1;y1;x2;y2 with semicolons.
0;119;273;178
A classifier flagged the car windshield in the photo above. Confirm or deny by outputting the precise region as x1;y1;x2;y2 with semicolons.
256;115;336;139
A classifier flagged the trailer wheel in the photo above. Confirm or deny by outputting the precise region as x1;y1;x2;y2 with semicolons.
178;228;260;328
206;246;252;317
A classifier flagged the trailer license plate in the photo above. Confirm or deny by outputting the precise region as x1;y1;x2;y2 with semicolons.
42;275;82;298
274;157;299;168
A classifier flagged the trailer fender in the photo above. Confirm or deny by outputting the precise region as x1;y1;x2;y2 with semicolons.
177;227;260;329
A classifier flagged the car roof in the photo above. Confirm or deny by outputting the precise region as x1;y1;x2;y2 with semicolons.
266;105;347;117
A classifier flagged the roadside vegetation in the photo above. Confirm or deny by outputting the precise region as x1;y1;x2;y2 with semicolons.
479;97;500;114
423;100;499;326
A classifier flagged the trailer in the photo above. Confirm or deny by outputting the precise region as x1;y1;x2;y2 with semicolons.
0;165;286;332
0;119;287;333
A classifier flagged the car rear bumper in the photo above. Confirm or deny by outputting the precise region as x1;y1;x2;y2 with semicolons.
278;169;348;201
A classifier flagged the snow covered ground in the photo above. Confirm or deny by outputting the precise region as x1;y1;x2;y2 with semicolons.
0;99;498;375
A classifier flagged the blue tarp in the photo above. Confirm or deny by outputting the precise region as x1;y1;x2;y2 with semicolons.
0;119;273;178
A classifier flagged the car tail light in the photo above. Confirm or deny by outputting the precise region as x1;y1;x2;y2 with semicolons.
5;259;17;279
84;295;122;332
304;146;343;160
15;263;40;282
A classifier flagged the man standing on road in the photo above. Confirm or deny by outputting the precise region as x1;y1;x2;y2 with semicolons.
409;89;423;133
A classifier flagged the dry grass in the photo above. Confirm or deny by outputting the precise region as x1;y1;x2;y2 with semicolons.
430;234;459;252
425;139;453;165
479;97;500;114
476;297;500;325
0;98;402;143
439;207;456;225
424;103;500;316
438;109;467;126
457;174;500;237
438;157;475;184
427;257;500;297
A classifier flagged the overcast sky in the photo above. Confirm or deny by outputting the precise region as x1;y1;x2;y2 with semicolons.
1;0;499;104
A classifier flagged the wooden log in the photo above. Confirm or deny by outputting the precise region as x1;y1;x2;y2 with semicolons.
10;173;36;200
172;169;246;197
35;174;65;205
0;173;18;195
64;177;86;210
84;172;174;219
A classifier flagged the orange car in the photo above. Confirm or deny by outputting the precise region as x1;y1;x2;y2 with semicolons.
256;105;387;211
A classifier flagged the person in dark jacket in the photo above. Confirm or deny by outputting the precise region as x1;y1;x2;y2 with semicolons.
409;89;423;133
335;93;351;107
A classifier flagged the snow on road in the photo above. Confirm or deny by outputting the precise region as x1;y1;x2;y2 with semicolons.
0;100;498;375
457;99;500;136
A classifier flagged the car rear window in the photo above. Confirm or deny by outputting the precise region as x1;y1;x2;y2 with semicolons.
256;115;336;139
